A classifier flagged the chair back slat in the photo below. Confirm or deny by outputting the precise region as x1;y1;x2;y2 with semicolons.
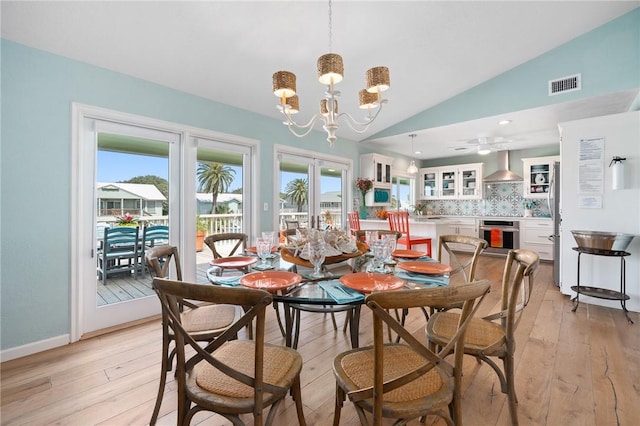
347;211;361;233
387;211;410;236
437;235;488;284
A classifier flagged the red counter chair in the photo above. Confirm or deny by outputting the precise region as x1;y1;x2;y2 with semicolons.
347;211;361;235
387;211;432;257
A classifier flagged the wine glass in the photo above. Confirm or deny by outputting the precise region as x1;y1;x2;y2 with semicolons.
256;237;271;268
262;231;275;249
307;239;326;278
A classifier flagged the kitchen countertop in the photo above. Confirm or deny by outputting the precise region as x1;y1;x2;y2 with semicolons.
361;215;551;222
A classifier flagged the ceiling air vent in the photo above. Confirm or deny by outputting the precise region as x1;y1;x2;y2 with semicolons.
549;73;581;96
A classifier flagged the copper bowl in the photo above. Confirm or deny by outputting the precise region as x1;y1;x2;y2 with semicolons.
570;230;635;251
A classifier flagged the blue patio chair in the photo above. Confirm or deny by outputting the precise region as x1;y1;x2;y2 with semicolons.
140;225;169;276
97;226;140;285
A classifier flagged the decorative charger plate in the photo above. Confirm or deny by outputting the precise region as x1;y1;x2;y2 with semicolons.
392;249;424;259
211;256;257;269
245;246;279;254
397;261;452;275
339;272;405;294
239;271;302;291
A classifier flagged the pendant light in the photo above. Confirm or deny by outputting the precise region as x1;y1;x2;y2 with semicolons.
407;134;418;174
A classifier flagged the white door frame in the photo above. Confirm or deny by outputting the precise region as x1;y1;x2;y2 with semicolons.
71;103;259;341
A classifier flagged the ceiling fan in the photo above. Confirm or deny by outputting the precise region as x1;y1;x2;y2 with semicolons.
451;136;514;155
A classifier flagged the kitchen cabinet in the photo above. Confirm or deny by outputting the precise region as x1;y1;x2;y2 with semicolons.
360;153;392;187
419;163;483;200
360;153;393;207
522;156;559;198
520;219;553;260
439;218;478;253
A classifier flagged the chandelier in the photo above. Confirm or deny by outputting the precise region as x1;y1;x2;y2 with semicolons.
272;0;390;147
407;134;418;174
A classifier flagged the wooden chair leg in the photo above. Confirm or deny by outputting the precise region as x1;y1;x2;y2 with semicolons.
150;326;170;425
505;354;519;426
333;383;345;426
292;375;307;425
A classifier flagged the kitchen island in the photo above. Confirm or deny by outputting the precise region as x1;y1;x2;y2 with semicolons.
359;217;450;256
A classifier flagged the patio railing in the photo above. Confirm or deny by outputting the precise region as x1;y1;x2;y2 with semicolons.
97;210;344;234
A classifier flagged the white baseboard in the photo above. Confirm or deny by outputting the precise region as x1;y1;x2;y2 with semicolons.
0;334;70;362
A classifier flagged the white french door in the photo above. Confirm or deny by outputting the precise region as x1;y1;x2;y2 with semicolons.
275;146;352;232
72;104;258;341
73;105;182;339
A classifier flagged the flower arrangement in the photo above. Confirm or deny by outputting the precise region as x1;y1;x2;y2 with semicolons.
116;212;138;226
413;202;426;215
355;177;373;195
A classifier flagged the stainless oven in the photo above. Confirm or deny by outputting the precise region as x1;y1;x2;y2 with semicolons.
479;219;520;254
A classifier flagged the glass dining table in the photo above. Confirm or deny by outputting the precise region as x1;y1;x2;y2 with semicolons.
206;248;450;349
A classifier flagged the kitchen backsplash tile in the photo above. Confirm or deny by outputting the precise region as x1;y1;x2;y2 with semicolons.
424;182;550;217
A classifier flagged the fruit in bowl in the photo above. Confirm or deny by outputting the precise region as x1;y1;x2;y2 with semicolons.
375;210;388;219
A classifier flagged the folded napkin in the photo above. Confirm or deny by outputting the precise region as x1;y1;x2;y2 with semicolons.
212;276;242;287
252;263;275;271
397;256;437;263
394;271;450;287
319;280;365;304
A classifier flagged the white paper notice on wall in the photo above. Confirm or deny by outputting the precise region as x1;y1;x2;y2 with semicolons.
578;137;605;208
578;195;603;208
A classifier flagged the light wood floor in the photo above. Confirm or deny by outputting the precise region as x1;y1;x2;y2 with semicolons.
2;256;639;425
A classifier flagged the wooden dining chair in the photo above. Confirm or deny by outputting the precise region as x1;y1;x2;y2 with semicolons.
153;277;307;426
145;245;238;425
387;211;433;257
426;249;540;426
347;211;361;235
204;232;250;275
332;281;491;426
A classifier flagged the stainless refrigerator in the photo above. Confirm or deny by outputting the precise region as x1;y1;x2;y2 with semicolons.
548;161;561;286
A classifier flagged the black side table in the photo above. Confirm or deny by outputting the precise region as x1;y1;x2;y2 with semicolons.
570;247;633;324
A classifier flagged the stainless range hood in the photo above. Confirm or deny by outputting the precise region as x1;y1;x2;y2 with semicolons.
483;150;523;182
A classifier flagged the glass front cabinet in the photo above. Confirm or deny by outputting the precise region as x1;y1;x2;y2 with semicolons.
419;163;483;200
522;155;560;198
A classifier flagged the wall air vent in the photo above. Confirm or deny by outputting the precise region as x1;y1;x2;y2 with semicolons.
549;73;581;96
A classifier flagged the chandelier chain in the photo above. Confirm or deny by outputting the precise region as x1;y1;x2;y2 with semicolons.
328;0;332;52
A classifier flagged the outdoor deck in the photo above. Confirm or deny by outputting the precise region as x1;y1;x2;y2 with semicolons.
96;250;215;306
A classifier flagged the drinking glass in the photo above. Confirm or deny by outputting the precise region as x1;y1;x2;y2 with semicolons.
262;231;275;249
256;237;271;268
365;230;378;246
307;239;326;278
368;240;389;273
381;234;397;263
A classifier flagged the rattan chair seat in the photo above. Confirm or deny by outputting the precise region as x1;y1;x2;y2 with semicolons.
181;304;237;334
427;311;505;352
193;340;302;399
337;344;450;405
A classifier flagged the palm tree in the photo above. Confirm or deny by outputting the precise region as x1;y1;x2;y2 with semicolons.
197;162;235;214
284;178;308;212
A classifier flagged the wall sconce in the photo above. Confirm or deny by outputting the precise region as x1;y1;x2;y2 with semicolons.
609;156;626;190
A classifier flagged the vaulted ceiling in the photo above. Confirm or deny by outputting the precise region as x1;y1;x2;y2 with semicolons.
2;1;638;158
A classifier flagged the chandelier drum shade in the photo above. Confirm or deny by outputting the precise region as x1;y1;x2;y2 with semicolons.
272;0;390;146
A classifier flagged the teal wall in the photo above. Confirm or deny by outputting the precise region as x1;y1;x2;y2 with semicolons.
0;40;362;351
1;8;638;353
